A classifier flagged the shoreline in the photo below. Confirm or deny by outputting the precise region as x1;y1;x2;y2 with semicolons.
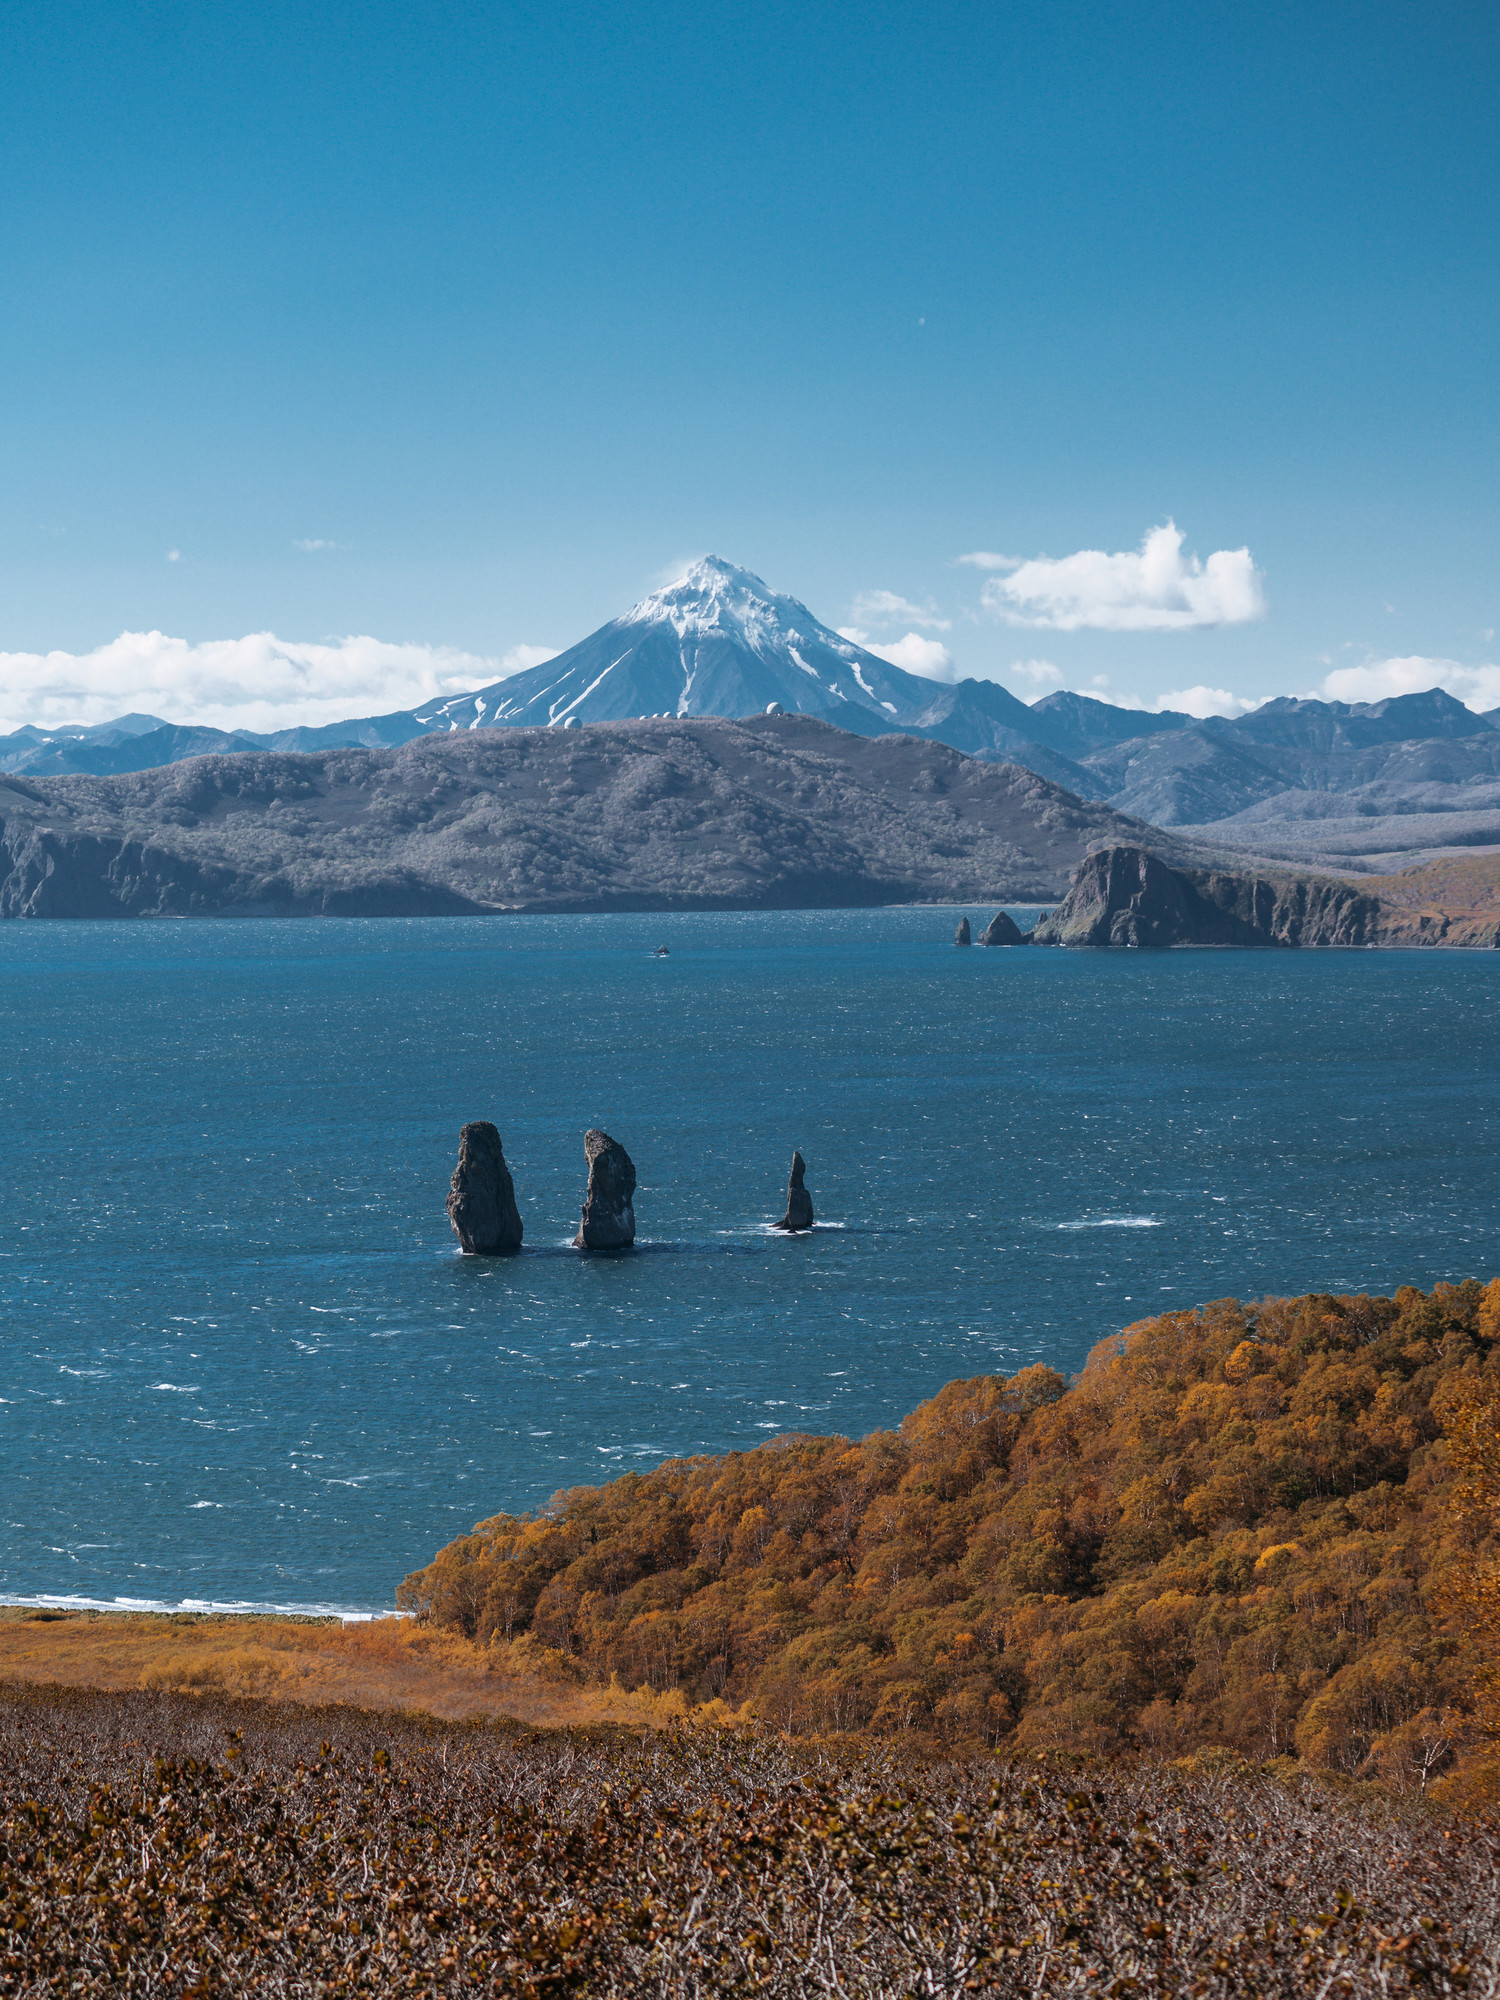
0;1592;393;1625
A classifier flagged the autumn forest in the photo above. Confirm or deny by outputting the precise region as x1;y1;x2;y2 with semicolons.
400;1278;1500;1803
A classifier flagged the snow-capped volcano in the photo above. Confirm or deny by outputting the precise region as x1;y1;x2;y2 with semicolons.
411;557;942;734
0;558;1096;789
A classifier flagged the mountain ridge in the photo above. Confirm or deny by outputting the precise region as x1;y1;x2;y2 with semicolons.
0;714;1196;919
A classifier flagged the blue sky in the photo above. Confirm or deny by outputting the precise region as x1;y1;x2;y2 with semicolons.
2;0;1497;728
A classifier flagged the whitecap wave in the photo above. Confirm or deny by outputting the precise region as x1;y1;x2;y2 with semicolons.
1056;1216;1161;1230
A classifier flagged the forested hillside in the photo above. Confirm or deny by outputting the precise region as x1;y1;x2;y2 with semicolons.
401;1280;1500;1797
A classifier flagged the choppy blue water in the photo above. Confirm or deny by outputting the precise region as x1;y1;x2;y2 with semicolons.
2;909;1497;1615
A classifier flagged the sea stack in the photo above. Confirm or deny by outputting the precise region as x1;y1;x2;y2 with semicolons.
446;1122;523;1255
574;1129;637;1251
773;1149;815;1232
955;916;972;946
979;909;1026;946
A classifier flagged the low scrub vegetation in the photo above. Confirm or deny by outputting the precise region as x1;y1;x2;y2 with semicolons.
2;1684;1497;1996
401;1280;1500;1798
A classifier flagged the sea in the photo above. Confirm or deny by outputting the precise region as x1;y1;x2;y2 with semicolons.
2;909;1498;1617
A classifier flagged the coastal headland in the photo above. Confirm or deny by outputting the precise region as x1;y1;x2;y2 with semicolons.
1026;843;1500;947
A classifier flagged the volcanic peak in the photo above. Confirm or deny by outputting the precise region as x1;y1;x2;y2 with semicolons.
619;556;854;666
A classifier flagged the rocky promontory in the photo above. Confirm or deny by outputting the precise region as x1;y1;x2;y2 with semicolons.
773;1150;814;1232
446;1122;524;1254
1030;845;1379;948
575;1130;637;1251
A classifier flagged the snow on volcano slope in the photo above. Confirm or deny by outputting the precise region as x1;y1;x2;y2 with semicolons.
412;558;923;734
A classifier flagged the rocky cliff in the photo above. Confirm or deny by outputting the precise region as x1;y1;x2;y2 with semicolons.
1030;846;1380;947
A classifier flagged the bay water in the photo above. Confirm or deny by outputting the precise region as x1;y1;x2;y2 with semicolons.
2;910;1496;1614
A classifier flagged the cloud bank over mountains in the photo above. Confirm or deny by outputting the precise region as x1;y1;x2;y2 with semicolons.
0;633;557;735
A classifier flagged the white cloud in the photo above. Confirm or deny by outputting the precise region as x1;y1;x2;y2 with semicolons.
837;628;955;679
1156;685;1261;719
0;633;557;736
954;551;1018;570
166;549;182;563
293;538;342;552
974;522;1266;632
1008;659;1064;688
849;589;950;630
1316;654;1500;711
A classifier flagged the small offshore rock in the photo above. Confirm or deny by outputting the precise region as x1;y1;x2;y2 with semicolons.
954;916;971;946
979;909;1026;946
653;944;670;956
447;1121;523;1255
773;1149;814;1232
575;1129;637;1251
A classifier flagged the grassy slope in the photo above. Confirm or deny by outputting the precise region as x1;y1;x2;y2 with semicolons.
0;1609;679;1728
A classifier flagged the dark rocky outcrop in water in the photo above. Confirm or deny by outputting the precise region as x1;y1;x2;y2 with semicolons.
954;916;971;946
1030;845;1379;948
979;909;1026;946
773;1150;814;1232
446;1122;524;1254
575;1129;637;1250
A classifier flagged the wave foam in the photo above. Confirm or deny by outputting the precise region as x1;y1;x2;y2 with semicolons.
0;1591;398;1622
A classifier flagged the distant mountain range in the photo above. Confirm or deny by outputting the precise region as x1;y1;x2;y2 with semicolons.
6;557;1499;871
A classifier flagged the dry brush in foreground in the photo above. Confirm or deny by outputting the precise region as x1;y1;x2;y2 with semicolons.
1;1683;1497;1996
